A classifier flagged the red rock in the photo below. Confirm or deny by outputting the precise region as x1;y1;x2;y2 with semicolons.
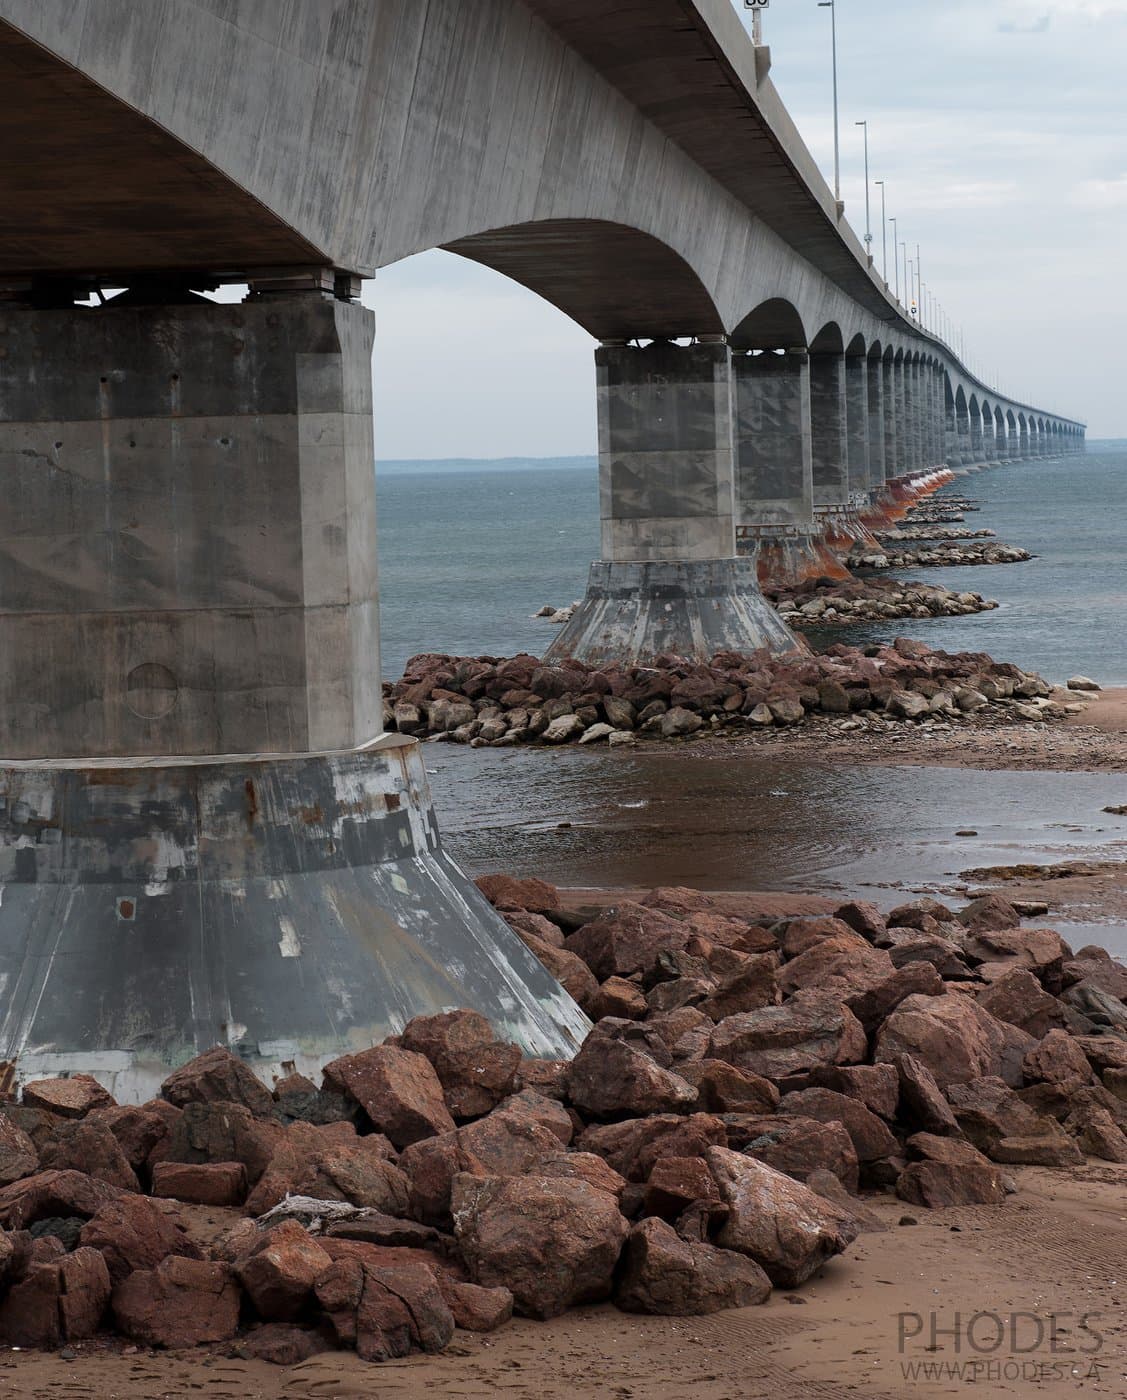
806;1064;900;1121
846;962;945;1034
977;969;1067;1040
730;1114;860;1194
538;1151;626;1200
564;902;690;984
503;910;566;949
0;1114;38;1186
151;1160;247;1207
780;917;859;959
79;1193;202;1284
399;1131;488;1230
0;1169;125;1230
88;1102;181;1174
58;1246;112;1339
963;927;1069;992
322;1046;455;1148
236;1219;333;1322
895;1142;1006;1208
706;1147;858;1287
112;1256;241;1348
566;1029;696;1120
434;1273;513;1332
163;1101;281;1184
22;1075;114;1119
959;894;1021;933
1062;956;1127;1000
38;1119;141;1192
679;1060;780;1115
590;977;650;1021
515;1058;570;1101
314;1256;364;1346
494;1089;573;1146
696;954;780;1020
161;1046;275;1118
835;901;887;941
399;1011;522;1121
779;933;895;998
456;1106;563;1177
779;1088;899;1162
452;1172;629;1320
946;1077;1083;1166
576;1114;727;1183
643;1155;720;1220
241;1323;332;1365
474;874;560;913
245;1122;408;1216
616;1217;770;1315
1066;1101;1127;1162
874;992;1035;1090
892;1054;960;1135
0;1262;63;1347
709;991;867;1080
355;1263;455;1361
888;898;956;930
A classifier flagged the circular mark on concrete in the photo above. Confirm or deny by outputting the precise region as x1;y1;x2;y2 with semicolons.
126;662;179;720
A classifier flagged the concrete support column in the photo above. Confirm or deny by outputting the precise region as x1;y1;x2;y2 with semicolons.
970;409;985;464
811;350;849;517
866;354;886;490
881;357;898;483
1019;423;1030;458
982;412;998;463
926;366;940;465
996;418;1010;461
945;401;960;469
549;338;799;664
844;352;869;500
902;361;921;472
0;293;587;1094
956;405;971;465
932;368;946;464
894;359;910;474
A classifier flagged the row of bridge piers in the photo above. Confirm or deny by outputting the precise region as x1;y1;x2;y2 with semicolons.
0;288;1084;1094
548;334;1083;667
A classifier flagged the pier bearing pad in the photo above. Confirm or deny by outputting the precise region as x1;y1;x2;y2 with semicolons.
0;735;588;1102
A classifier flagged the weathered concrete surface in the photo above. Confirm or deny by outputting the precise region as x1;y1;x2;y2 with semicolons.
0;297;379;760
0;736;590;1101
545;559;801;667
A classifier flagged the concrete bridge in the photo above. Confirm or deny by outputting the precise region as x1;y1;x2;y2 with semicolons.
0;0;1084;1094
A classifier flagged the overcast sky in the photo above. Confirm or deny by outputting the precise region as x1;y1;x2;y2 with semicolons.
368;0;1126;457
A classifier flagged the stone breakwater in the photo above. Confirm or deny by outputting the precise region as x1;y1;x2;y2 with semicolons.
382;640;1061;748
874;526;996;542
769;577;998;625
849;542;1032;570
0;877;1122;1363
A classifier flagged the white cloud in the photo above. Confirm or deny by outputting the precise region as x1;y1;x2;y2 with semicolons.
1073;173;1127;208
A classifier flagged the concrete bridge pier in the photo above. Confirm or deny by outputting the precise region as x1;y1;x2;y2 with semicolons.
810;348;856;552
982;411;998;464
0;290;589;1098
547;338;800;665
969;409;986;466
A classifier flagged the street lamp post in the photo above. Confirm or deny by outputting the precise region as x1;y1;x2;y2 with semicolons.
818;1;841;209
890;216;899;299
875;180;888;285
902;244;910;315
856;120;872;260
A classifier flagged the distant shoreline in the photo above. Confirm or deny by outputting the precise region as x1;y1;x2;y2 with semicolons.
379;455;596;475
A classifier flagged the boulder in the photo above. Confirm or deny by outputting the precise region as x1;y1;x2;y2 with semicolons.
616;1217;770;1315
503;909;565;949
696;955;779;1020
539;1152;626;1201
352;1263;455;1361
399;1011;522;1120
958;895;1021;933
398;1131;487;1231
151;1160;247;1207
22;1075;114;1120
881;930;973;980
642;1154;720;1220
0;1115;38;1186
163;1101;281;1185
38;1119;141;1193
241;1323;333;1365
590;977;650;1022
473;874;560;914
89;1102;181;1174
874;992;1034;1089
0;1246;111;1347
236;1219;333;1322
945;1077;1083;1167
161;1047;275;1118
322;1046;456;1148
1066;1101;1127;1163
245;1123;408;1217
564;902;690;985
779;934;894;998
515;1058;570;1102
846;962;945;1034
706;1147;858;1287
434;1273;513;1332
1020;1032;1093;1095
1062;957;1127;1001
806;1064;900;1121
731;1114;860;1194
452;1173;629;1319
962;928;1068;991
0;1170;126;1230
1061;981;1127;1030
576;1114;727;1183
780;917;857;959
896;1134;1006;1208
779;1088;899;1162
977;969;1068;1039
834;901;887;942
566;1030;696;1120
456;1106;563;1178
79;1194;202;1284
494;1089;573;1146
679;1061;780;1115
113;1256;241;1348
709;991;867;1080
892;1054;960;1135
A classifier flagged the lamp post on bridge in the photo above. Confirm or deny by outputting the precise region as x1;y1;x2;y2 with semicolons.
875;180;888;285
818;1;841;211
890;216;899;300
855;120;872;262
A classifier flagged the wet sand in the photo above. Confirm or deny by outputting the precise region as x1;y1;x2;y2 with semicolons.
6;1164;1125;1398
